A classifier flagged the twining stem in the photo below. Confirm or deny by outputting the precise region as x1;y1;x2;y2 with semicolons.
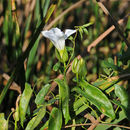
65;30;78;72
76;73;79;83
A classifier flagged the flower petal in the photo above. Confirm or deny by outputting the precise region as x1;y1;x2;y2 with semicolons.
64;29;76;39
56;37;65;50
41;28;65;50
51;28;65;37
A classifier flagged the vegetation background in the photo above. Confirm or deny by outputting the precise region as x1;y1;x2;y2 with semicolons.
0;0;130;129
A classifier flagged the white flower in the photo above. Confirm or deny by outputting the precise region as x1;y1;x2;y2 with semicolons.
41;27;76;51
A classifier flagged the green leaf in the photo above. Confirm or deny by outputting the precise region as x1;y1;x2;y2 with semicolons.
25;37;40;81
73;97;87;111
83;28;88;35
82;22;93;28
34;0;40;24
47;98;59;105
48;107;62;130
115;84;130;120
93;78;117;91
68;36;74;41
19;83;33;127
0;113;8;130
23;14;32;40
53;62;60;72
55;79;71;124
115;85;128;106
45;1;57;23
73;80;115;119
119;46;130;63
75;105;88;116
126;17;130;29
79;27;83;40
35;84;51;106
112;99;124;109
43;0;51;17
103;68;112;76
25;106;46;130
102;60;120;71
66;46;73;52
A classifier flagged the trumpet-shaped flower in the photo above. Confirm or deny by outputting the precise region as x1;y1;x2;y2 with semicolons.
41;27;76;51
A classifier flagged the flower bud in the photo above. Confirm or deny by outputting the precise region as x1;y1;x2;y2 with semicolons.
72;58;78;73
72;58;87;78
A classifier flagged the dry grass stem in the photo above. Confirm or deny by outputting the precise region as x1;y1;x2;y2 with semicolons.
44;0;87;30
84;114;96;123
87;18;125;52
88;114;105;130
2;73;21;94
97;1;129;46
64;122;130;129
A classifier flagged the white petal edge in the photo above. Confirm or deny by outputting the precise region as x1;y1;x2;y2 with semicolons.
64;29;76;39
50;28;65;37
41;28;65;51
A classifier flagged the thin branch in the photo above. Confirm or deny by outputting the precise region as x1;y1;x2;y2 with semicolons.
88;114;105;130
108;73;130;82
84;114;96;123
64;123;130;129
87;18;126;52
25;0;36;17
44;0;87;30
100;0;130;1
2;73;21;94
96;0;129;46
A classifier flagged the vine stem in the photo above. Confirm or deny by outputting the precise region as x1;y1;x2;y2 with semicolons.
65;30;78;72
63;123;130;129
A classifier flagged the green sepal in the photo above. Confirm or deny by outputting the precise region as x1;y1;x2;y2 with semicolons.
55;47;68;63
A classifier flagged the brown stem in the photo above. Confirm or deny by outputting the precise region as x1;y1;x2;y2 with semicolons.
64;122;130;129
96;1;129;46
87;114;105;130
87;17;126;52
44;0;87;30
2;73;21;94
